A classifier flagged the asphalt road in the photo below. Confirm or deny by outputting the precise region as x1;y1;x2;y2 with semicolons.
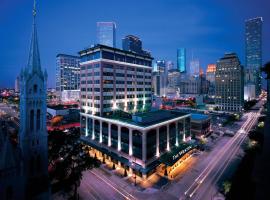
79;168;138;200
180;105;263;199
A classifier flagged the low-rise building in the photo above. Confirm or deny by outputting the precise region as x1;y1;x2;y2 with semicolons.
47;104;79;121
80;110;192;178
190;113;211;138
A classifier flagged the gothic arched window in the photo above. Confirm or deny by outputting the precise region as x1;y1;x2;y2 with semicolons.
30;110;34;130
34;84;37;93
37;109;41;130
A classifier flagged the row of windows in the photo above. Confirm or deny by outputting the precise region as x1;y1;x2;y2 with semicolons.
81;93;152;100
81;51;152;67
81;72;100;77
81;63;100;70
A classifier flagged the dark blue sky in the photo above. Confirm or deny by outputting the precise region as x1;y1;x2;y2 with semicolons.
0;0;269;88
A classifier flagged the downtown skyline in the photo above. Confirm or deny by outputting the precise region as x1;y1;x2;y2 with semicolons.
0;0;270;88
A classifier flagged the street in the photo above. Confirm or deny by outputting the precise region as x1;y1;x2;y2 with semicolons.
181;110;261;200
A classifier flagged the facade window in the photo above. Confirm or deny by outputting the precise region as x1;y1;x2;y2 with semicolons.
111;124;118;149
132;130;142;159
121;127;129;154
102;51;114;60
146;129;156;159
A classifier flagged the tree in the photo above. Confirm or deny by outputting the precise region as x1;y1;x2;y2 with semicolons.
223;181;232;195
48;128;100;198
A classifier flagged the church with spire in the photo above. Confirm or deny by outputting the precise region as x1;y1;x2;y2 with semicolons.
0;1;50;199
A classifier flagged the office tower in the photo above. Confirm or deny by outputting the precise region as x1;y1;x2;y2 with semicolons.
206;64;216;83
122;35;151;56
156;60;167;96
206;64;216;96
167;69;181;95
189;59;200;77
168;69;181;88
79;44;153;117
244;83;256;101
122;35;142;53
97;22;116;47
56;54;80;100
152;71;161;96
0;2;50;200
177;48;186;73
215;53;244;112
166;60;175;71
245;17;263;97
15;76;20;92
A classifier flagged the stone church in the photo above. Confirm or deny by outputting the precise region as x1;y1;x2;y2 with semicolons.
0;1;50;199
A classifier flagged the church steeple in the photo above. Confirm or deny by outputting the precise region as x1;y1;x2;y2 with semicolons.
19;1;50;199
27;0;41;74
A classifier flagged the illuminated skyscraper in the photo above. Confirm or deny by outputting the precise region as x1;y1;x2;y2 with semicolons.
206;64;216;96
97;22;116;47
206;64;216;83
189;59;200;77
177;48;186;73
245;17;263;96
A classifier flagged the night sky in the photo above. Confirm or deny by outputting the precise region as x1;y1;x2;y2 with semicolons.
0;0;269;88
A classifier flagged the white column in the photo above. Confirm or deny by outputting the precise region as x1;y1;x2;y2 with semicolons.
156;128;160;157
108;123;111;146
142;131;147;162
175;121;179;146
85;116;88;137
92;119;95;140
129;128;133;156
99;120;102;143
167;124;170;151
118;125;121;151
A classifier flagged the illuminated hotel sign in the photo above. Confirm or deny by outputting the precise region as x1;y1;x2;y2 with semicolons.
172;145;193;161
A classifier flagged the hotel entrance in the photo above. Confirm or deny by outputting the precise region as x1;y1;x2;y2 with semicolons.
159;143;197;179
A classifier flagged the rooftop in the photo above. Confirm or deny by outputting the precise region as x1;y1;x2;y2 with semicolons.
78;44;153;60
104;110;190;128
191;113;210;121
56;54;80;59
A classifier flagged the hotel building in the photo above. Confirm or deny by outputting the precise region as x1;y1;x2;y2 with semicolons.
79;45;193;178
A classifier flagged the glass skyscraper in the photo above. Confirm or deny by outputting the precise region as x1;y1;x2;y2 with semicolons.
97;22;116;47
189;59;200;77
245;17;263;96
177;48;186;73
